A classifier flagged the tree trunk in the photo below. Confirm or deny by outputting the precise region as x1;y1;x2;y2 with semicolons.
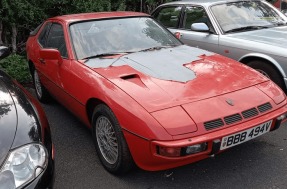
0;21;3;46
11;23;17;53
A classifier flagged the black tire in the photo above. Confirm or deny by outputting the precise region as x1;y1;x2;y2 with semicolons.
33;69;51;103
92;104;134;174
247;60;286;92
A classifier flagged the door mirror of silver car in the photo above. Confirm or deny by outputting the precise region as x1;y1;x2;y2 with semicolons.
0;46;10;60
191;23;210;32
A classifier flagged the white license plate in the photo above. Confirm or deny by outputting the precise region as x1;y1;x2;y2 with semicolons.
220;120;272;150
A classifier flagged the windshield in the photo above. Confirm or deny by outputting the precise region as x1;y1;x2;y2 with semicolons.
70;17;181;60
211;1;286;33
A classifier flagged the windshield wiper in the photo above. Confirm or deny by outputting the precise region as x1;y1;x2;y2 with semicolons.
225;26;269;33
274;21;287;26
139;45;178;52
83;52;129;62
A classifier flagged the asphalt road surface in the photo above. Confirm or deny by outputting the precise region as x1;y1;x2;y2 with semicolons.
34;91;287;189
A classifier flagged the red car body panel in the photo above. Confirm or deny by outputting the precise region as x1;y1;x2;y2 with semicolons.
26;12;287;171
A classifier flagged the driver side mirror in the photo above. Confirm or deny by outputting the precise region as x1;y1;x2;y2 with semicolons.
0;46;10;60
39;49;63;65
191;23;210;32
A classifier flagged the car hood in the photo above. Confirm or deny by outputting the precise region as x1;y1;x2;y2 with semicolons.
0;79;17;166
229;26;287;49
87;45;269;112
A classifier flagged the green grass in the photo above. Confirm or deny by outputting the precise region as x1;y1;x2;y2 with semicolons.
0;54;32;84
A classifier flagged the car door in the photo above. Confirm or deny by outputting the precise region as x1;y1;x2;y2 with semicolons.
177;6;219;52
34;22;52;88
39;21;91;120
39;22;72;100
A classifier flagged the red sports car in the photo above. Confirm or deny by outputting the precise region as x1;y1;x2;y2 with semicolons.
26;12;287;174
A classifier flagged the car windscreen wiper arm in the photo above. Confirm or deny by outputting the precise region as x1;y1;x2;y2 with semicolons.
225;26;269;33
139;45;178;52
83;52;129;62
274;21;287;26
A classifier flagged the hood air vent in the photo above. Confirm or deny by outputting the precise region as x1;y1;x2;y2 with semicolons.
120;74;147;88
120;74;139;80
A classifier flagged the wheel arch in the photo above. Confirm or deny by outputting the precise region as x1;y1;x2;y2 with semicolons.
28;60;35;75
86;98;107;125
238;53;286;78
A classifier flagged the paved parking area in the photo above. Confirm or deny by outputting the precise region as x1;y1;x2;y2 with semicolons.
38;95;287;189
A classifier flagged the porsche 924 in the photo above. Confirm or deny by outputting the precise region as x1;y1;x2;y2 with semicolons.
26;12;287;174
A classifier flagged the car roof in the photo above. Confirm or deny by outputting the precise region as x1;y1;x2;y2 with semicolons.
163;0;261;7
49;11;149;23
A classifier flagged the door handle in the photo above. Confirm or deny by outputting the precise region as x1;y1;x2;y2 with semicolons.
38;58;46;64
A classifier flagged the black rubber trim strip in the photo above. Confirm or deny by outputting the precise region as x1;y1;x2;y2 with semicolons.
121;128;150;141
210;139;221;155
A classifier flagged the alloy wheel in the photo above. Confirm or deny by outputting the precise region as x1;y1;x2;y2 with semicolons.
96;116;119;164
34;70;42;98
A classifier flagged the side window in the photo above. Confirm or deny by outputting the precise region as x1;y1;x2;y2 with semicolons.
38;22;52;47
46;23;68;58
183;6;213;31
154;6;182;28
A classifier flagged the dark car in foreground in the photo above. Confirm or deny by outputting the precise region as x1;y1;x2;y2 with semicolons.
0;46;54;188
152;0;287;92
26;12;287;174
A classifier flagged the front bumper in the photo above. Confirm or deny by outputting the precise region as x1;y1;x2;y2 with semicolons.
124;104;287;171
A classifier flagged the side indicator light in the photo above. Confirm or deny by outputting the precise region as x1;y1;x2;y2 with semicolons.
158;147;181;157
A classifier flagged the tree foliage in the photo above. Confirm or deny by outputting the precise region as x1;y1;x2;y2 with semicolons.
0;54;31;83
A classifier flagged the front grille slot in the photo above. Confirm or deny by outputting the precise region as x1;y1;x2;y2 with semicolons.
242;108;259;119
204;119;224;130
258;102;272;113
224;114;242;125
204;101;271;131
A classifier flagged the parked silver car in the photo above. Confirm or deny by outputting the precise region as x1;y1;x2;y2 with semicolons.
152;0;287;91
